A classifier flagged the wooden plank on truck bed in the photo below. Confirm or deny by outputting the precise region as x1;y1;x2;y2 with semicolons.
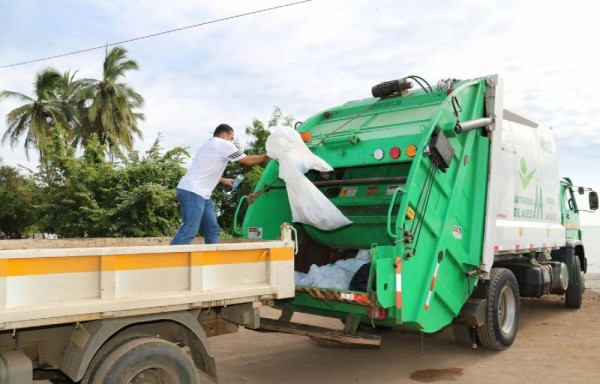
258;317;381;348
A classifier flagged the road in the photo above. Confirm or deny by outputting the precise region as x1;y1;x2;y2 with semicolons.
35;286;600;383
210;290;600;384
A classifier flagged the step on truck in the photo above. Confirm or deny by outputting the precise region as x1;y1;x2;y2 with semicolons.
0;226;295;383
239;74;598;350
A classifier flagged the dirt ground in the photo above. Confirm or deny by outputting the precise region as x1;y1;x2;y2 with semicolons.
33;285;600;384
209;288;600;384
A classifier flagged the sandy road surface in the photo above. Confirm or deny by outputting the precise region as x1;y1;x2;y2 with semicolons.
210;290;600;384
35;281;600;384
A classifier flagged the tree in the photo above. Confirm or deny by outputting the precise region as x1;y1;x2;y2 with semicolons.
35;124;95;236
36;126;188;237
56;70;93;147
0;159;41;238
108;135;189;237
1;49;145;160
0;68;64;159
80;46;145;157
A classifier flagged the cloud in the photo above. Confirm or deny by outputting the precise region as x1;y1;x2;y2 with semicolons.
2;0;600;224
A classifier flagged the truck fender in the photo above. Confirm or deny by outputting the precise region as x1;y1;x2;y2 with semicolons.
566;240;587;273
59;311;217;383
0;350;32;384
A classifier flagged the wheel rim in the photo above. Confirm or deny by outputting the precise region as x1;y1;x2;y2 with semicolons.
498;285;516;335
129;366;179;384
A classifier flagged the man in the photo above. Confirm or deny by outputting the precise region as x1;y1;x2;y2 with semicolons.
171;124;268;245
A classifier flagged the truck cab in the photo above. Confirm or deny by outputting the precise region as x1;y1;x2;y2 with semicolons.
560;177;598;241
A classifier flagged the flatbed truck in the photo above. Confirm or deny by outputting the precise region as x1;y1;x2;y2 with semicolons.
0;226;295;383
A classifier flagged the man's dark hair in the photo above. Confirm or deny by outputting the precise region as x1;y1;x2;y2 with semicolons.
214;124;234;137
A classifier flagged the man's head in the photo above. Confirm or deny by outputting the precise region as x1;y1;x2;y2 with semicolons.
214;124;234;141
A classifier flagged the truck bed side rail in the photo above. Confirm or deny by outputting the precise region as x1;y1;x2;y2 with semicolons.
0;229;295;330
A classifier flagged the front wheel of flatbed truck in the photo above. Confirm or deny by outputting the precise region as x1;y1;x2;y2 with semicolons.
477;268;520;351
89;337;200;384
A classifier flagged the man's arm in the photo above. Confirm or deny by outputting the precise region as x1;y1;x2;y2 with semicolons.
239;154;268;166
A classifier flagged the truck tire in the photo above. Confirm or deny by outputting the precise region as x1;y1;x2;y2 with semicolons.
452;324;479;348
82;334;147;383
89;337;200;384
565;255;583;309
476;268;520;350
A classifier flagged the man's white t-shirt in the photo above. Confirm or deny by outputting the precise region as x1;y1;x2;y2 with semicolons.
177;137;246;199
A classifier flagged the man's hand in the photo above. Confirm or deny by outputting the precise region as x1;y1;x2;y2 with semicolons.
239;153;269;166
220;178;234;188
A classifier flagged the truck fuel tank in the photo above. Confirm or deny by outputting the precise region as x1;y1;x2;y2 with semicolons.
499;261;568;297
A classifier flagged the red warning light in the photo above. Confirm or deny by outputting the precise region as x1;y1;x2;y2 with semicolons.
390;147;401;159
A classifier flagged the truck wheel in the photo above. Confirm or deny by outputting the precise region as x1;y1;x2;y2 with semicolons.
476;268;520;350
90;337;200;384
82;334;147;383
452;324;479;348
565;255;583;308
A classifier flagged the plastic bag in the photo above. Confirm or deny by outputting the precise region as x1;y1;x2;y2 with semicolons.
294;271;314;286
294;249;371;289
349;263;374;292
266;126;352;230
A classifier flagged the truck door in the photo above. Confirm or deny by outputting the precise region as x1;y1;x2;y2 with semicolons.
560;183;581;240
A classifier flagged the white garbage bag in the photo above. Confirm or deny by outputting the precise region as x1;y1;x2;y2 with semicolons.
294;250;371;289
294;271;314;286
266;126;352;230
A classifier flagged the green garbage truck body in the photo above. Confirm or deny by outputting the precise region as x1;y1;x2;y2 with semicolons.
240;75;597;349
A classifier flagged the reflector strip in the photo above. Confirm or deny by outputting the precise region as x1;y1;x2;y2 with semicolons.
424;261;441;311
395;257;402;309
339;292;369;303
495;243;558;253
296;287;373;306
0;248;293;278
300;132;312;142
354;293;370;304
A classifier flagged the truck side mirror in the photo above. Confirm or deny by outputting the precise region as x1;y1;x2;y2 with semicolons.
590;191;599;211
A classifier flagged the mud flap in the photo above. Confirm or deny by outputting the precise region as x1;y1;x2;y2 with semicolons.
454;298;487;327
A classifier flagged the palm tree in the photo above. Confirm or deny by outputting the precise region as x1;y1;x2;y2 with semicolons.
0;68;64;159
57;70;92;149
80;46;145;156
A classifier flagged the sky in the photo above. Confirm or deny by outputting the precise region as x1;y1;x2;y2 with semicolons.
1;0;600;226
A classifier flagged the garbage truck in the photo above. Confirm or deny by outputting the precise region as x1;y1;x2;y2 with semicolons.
238;74;598;350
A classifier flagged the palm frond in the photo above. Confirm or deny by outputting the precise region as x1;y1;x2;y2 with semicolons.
0;90;34;103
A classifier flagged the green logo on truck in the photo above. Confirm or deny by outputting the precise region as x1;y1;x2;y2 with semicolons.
514;159;544;220
519;158;536;190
